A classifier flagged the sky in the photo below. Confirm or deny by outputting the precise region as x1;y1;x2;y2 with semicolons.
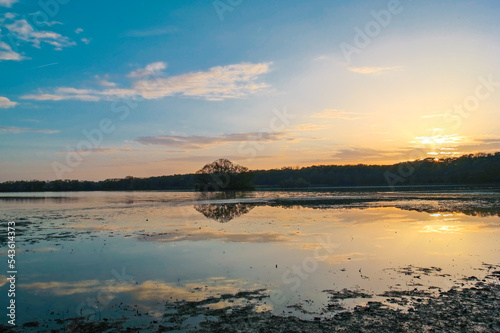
1;0;500;181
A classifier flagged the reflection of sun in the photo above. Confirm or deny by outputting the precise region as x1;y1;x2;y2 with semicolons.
421;225;463;233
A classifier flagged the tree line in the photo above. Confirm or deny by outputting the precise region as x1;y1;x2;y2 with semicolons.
0;152;499;192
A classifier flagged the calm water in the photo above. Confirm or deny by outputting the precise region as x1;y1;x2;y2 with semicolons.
1;188;499;330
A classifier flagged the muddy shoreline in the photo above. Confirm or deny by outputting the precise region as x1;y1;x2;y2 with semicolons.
2;277;498;332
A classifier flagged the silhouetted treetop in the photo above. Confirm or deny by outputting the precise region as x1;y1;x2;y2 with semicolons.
195;159;255;191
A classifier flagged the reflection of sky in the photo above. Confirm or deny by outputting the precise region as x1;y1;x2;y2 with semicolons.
0;191;499;325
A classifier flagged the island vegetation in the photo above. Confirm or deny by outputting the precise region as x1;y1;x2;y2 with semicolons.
0;152;499;192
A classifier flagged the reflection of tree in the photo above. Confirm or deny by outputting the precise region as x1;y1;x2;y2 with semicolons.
194;203;254;223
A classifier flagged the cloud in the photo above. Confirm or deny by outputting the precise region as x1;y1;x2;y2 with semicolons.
126;26;178;37
0;126;59;134
95;74;116;87
80;37;91;45
57;147;143;154
294;123;330;131
28;12;61;26
0;0;17;7
0;96;17;108
330;147;413;162
24;61;272;102
134;62;272;101
128;61;167;78
0;41;24;61
313;55;329;61
2;16;75;51
21;87;135;101
311;109;364;120
347;66;401;74
449;136;500;153
75;28;83;34
137;132;289;149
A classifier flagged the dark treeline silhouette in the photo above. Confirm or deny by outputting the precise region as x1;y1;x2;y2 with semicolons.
0;152;499;192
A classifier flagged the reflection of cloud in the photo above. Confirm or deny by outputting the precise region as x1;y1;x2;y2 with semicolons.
139;229;288;243
321;252;375;264
194;203;254;222
0;275;7;287
21;277;252;302
0;247;59;255
421;225;465;233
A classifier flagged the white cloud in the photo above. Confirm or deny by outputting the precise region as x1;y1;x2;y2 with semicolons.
311;109;364;120
0;126;59;134
347;66;401;74
75;28;83;34
3;12;16;19
0;96;17;108
95;75;116;87
127;61;167;78
23;62;272;102
0;0;18;7
80;37;91;45
3;18;75;51
0;41;24;61
134;62;272;101
22;87;135;102
28;12;61;26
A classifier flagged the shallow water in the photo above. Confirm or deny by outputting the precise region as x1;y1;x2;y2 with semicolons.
0;187;499;330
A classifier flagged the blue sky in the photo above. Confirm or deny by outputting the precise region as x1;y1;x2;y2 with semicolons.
1;0;500;181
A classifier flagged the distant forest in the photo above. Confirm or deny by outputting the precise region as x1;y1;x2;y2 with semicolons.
1;153;499;192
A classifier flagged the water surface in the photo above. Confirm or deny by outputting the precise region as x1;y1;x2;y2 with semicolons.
1;188;499;330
